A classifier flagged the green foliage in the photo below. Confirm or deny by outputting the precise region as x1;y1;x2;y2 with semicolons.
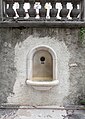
79;28;85;44
78;94;85;105
79;100;85;105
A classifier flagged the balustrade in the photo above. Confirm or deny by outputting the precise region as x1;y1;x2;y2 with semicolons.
0;0;85;22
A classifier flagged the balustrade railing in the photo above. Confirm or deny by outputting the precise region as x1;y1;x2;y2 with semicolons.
0;0;85;22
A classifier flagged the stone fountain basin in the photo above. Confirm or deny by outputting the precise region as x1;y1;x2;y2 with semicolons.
26;79;59;90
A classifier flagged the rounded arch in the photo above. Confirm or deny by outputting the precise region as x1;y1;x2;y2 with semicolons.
27;45;57;61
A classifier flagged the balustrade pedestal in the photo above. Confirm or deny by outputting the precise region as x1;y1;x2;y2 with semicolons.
0;0;3;21
81;0;85;21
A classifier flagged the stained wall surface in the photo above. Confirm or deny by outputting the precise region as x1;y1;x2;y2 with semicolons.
0;28;85;106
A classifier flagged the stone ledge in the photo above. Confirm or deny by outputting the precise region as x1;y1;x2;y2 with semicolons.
0;21;85;28
0;104;85;110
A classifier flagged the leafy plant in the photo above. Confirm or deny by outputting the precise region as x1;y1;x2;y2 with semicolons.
79;28;85;44
78;94;85;105
79;100;85;105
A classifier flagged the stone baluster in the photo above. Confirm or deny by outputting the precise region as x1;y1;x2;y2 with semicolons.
28;0;36;20
50;0;58;20
70;2;80;20
16;0;26;20
39;0;46;20
45;2;52;19
6;0;16;19
59;1;69;20
34;2;41;19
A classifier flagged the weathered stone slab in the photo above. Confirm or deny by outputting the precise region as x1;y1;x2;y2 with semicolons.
0;106;85;119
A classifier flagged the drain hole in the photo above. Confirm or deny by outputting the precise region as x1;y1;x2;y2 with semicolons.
40;57;45;64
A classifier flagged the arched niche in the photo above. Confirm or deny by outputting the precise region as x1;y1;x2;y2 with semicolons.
33;50;53;81
26;45;59;90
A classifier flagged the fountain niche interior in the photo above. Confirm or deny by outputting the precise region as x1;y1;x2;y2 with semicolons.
26;45;59;90
32;50;53;82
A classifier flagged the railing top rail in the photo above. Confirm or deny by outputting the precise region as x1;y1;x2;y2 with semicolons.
3;0;82;2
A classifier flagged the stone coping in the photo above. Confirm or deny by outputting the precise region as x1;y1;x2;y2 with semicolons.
0;104;85;110
0;21;85;28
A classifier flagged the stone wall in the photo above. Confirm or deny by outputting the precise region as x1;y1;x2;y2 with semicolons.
0;28;85;106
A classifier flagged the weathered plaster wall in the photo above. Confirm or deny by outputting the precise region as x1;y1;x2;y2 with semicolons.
0;28;85;106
